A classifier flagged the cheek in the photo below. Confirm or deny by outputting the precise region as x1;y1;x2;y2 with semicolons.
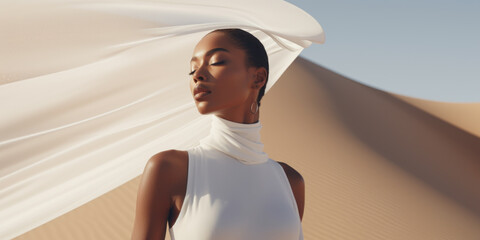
214;68;250;100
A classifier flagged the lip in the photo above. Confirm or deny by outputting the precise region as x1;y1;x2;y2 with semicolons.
193;85;212;101
194;91;211;101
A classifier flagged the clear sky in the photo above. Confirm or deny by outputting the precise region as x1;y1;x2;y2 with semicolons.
285;0;480;102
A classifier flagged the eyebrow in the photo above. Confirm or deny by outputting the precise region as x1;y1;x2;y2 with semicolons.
190;48;230;63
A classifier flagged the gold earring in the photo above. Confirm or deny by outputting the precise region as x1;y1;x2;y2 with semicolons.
250;101;258;114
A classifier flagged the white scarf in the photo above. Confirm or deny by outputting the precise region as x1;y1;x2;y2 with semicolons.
0;1;324;238
199;114;269;165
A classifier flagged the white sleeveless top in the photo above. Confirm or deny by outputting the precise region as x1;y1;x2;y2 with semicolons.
169;115;303;240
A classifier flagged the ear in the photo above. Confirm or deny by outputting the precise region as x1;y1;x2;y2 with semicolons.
252;67;267;90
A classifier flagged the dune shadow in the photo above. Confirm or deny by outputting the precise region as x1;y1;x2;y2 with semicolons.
296;57;480;217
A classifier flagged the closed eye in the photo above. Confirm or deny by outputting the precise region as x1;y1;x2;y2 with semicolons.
188;61;226;75
210;60;225;65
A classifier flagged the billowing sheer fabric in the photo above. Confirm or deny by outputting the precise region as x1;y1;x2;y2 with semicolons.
0;0;324;239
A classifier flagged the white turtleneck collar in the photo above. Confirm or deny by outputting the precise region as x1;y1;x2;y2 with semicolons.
199;114;269;165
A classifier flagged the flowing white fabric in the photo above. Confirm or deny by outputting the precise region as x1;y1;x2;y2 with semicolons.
199;115;269;165
170;120;302;239
0;0;324;239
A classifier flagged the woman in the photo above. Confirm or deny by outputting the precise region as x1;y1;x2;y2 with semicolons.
131;28;305;240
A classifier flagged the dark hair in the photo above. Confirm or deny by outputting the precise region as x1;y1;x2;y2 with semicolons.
209;28;269;107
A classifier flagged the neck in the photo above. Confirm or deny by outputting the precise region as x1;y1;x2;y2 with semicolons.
215;113;260;124
212;100;260;124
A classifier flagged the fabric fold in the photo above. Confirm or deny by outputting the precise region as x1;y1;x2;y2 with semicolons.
199;115;269;165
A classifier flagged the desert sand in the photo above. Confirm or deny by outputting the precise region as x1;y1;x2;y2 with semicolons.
15;57;480;239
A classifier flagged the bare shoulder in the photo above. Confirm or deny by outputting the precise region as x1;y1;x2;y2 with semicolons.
276;161;305;184
131;149;188;239
146;149;189;195
147;149;188;191
276;161;305;221
148;149;188;169
150;149;188;163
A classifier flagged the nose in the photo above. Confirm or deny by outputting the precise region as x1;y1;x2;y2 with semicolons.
192;67;206;83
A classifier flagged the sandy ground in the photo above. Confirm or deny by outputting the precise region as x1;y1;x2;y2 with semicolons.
15;57;480;239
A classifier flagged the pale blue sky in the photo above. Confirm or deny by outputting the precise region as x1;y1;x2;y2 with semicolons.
285;0;480;102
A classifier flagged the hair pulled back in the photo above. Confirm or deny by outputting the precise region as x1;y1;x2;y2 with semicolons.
209;28;269;107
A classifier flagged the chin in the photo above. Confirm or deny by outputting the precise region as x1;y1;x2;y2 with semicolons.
195;102;214;115
197;108;210;115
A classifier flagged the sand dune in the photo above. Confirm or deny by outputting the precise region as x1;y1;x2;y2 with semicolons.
389;93;480;139
15;57;480;239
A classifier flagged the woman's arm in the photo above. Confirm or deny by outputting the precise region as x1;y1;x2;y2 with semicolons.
277;161;305;221
131;151;176;240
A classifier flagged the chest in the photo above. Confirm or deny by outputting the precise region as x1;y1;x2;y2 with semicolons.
170;159;301;239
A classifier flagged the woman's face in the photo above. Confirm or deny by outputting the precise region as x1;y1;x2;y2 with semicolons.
189;32;257;115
